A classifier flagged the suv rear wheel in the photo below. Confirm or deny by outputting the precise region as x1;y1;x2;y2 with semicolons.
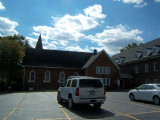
68;96;74;109
93;103;101;109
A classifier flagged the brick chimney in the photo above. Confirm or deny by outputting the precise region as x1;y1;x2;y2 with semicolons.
94;49;97;55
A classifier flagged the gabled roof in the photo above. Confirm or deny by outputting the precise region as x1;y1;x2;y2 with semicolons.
22;48;94;69
82;50;120;70
112;38;160;64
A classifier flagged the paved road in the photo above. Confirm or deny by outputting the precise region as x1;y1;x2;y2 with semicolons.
0;91;160;120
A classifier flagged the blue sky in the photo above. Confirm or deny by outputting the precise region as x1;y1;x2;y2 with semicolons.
0;0;160;55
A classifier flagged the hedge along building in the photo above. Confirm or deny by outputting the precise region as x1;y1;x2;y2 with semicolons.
22;35;119;90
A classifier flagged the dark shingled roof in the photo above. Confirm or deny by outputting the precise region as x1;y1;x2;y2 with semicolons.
22;48;94;69
112;38;160;64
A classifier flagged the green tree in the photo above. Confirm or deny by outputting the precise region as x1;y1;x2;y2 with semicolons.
120;43;139;53
0;34;31;90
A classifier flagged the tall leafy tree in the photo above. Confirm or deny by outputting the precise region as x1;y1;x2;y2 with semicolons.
120;43;140;53
0;34;31;90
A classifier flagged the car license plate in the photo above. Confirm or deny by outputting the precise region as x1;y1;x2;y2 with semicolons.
90;91;95;95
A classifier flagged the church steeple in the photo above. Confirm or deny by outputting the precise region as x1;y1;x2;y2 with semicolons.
35;34;43;50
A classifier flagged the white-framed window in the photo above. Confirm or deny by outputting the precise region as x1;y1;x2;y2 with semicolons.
96;66;110;74
59;72;65;83
28;70;35;82
154;62;159;72
144;49;147;57
135;65;139;73
44;71;50;83
155;79;160;83
145;64;149;72
101;78;110;85
152;46;157;55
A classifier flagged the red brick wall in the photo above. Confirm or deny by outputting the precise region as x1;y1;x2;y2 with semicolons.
24;67;82;90
86;51;119;90
119;57;160;86
23;51;119;90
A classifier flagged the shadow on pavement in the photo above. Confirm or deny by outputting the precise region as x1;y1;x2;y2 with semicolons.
60;102;115;119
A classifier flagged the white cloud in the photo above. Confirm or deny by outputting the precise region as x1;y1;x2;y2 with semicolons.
0;17;19;36
64;46;91;52
155;0;160;2
28;4;106;49
0;1;5;11
114;0;147;8
85;24;143;55
84;4;106;19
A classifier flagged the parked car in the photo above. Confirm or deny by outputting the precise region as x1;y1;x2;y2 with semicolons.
57;76;106;109
129;84;160;105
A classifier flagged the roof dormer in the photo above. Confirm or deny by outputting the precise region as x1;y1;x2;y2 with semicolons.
152;45;160;55
144;48;152;57
119;57;125;64
135;51;142;60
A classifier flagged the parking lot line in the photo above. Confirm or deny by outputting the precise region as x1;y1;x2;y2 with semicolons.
2;101;24;120
130;110;160;115
116;99;160;110
104;107;140;120
57;103;71;120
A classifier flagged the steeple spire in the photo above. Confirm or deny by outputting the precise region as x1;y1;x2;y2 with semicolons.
35;34;43;50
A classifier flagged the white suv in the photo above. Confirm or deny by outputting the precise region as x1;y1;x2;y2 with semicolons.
57;76;106;109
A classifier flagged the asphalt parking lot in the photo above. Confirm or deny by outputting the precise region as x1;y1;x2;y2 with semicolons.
0;91;160;120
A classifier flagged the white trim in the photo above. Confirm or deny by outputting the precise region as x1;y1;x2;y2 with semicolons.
145;64;149;72
59;72;65;83
28;70;35;82
43;71;50;83
100;78;110;86
154;62;159;72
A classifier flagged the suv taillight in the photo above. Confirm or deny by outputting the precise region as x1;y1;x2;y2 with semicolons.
76;88;79;96
104;87;106;95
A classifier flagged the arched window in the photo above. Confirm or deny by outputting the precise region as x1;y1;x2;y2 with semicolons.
29;70;35;82
44;71;50;82
59;72;65;83
74;72;79;76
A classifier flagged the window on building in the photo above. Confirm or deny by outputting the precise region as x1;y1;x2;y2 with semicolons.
135;53;138;59
96;66;110;74
152;46;157;55
29;70;35;82
44;71;50;82
144;50;147;57
135;65;139;73
154;62;159;72
101;78;110;85
145;64;149;72
59;72;65;83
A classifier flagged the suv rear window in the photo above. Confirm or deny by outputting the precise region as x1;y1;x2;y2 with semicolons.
79;79;103;88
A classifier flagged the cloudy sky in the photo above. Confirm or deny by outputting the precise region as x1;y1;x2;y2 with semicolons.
0;0;160;55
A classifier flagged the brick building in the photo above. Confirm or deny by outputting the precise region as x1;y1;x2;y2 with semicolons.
112;38;160;89
22;35;119;90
